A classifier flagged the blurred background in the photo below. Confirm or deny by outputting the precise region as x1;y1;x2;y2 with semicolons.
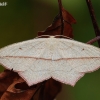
0;0;100;100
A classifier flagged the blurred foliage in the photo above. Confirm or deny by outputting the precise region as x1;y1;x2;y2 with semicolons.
0;0;100;100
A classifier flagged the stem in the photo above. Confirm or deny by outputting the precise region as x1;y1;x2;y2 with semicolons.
87;36;100;44
58;0;64;35
86;0;100;47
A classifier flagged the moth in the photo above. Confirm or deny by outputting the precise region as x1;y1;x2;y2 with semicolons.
0;35;100;86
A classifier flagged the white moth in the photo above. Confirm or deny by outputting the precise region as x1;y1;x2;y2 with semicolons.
0;36;100;86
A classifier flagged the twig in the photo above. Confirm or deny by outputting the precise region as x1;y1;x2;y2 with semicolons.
58;0;64;35
87;36;100;44
86;0;100;47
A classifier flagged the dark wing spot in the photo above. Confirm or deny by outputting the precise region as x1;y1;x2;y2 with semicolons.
82;48;84;50
19;48;22;50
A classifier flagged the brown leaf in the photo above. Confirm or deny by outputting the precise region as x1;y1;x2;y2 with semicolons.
0;70;42;100
38;7;76;38
0;70;18;98
1;88;39;100
1;82;40;100
62;7;76;24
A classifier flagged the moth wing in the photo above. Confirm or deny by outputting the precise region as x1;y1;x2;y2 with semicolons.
51;58;100;86
51;39;100;86
0;38;48;71
58;38;100;58
18;60;52;86
0;38;53;86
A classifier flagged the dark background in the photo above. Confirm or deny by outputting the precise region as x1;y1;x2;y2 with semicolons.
0;0;100;100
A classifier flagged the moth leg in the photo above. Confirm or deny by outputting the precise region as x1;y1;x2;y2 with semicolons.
87;36;100;44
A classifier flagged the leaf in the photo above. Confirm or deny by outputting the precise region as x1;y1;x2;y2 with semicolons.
0;70;18;98
0;70;42;100
38;7;76;38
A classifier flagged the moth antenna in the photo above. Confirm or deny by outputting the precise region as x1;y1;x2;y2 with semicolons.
35;35;73;39
34;35;51;39
54;35;73;39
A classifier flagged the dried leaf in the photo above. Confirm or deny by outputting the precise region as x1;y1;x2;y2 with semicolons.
0;70;42;100
0;70;18;98
1;89;36;100
38;7;76;38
